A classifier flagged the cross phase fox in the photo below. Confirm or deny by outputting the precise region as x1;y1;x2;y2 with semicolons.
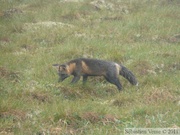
53;58;138;91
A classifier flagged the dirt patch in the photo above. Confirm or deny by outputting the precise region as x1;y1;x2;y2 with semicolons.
0;128;14;135
0;37;10;43
20;44;36;52
144;88;174;104
0;109;27;121
168;34;180;43
31;92;51;103
58;86;82;99
0;67;20;82
112;97;134;107
81;112;100;123
112;99;125;107
1;109;38;134
133;61;154;76
101;15;123;21
2;8;23;17
167;63;180;71
0;67;10;77
81;111;118;124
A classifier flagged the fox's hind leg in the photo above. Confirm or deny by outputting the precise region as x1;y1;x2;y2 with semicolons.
83;75;88;84
105;75;122;91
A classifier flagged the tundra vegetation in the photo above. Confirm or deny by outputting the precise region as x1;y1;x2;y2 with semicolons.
0;0;180;134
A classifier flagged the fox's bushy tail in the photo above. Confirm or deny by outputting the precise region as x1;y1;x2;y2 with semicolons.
119;64;138;86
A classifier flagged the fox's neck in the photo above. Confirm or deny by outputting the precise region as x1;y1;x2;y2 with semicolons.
66;63;76;75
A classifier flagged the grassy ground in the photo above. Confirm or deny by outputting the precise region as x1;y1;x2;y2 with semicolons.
0;0;180;134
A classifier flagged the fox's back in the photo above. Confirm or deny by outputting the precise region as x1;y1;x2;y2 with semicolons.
82;58;113;68
71;58;117;76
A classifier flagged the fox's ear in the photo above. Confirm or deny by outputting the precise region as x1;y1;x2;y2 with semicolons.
52;64;60;71
59;64;67;70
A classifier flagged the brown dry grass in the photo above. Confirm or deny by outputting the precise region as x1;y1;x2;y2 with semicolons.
144;87;174;104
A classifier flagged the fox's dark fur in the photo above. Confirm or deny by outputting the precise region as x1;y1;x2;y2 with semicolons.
53;58;138;91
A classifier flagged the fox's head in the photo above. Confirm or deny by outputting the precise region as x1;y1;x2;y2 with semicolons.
53;64;69;82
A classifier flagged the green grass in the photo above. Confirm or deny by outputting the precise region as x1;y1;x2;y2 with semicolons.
0;0;180;134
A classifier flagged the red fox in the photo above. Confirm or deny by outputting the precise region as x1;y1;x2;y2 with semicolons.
53;58;138;91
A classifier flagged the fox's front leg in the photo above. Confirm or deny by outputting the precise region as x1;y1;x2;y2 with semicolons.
71;75;81;84
83;75;88;84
